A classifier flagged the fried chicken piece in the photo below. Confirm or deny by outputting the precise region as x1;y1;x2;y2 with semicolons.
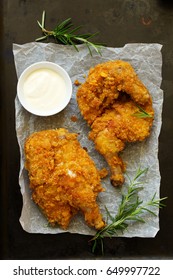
77;60;154;186
24;128;105;230
77;60;151;125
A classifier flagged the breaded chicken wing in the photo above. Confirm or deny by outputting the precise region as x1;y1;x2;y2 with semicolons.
24;128;105;230
77;60;154;186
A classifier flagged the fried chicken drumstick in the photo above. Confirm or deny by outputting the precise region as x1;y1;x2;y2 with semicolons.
24;128;105;230
77;60;154;187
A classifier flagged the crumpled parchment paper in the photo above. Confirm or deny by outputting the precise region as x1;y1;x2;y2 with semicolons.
13;42;163;237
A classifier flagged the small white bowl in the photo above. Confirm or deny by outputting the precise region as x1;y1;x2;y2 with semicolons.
17;61;72;116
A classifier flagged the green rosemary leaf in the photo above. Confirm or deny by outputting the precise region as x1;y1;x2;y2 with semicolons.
105;206;115;223
37;20;43;29
134;167;148;180
68;26;83;35
86;43;93;56
56;35;69;45
140;207;157;216
41;10;46;28
133;104;153;118
56;18;72;31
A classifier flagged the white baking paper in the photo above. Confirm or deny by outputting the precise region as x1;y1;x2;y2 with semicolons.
13;42;163;237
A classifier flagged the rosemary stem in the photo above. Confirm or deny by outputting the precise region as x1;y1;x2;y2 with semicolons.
36;11;103;55
42;28;54;36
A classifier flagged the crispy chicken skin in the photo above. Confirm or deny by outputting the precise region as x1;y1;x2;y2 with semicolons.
24;128;105;230
77;60;154;186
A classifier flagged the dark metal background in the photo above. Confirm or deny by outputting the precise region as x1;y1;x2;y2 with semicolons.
1;0;173;259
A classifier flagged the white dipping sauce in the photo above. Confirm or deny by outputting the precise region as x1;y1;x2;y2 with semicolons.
23;68;66;112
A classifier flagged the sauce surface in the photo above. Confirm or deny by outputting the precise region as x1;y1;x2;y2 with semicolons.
23;68;66;112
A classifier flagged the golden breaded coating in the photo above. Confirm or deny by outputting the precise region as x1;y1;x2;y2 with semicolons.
77;60;154;186
77;60;151;125
24;128;105;230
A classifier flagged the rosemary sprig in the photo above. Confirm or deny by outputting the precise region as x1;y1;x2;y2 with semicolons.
132;104;153;118
91;168;167;254
36;11;103;56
